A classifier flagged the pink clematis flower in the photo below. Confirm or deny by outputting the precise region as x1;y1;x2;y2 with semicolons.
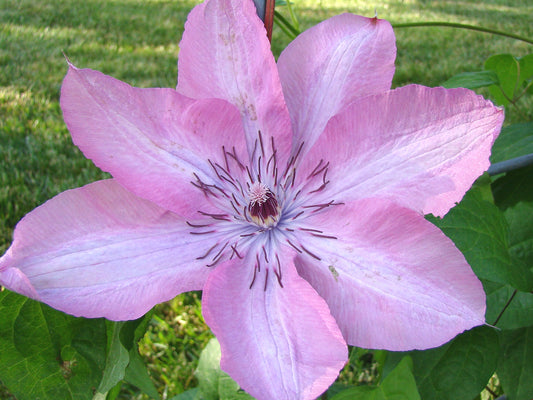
0;0;503;398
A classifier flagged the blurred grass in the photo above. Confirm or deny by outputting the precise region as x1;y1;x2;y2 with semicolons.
0;0;532;399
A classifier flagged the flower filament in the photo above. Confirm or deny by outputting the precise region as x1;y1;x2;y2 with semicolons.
186;131;341;289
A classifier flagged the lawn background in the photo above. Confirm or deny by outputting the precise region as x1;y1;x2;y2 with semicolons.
1;0;532;398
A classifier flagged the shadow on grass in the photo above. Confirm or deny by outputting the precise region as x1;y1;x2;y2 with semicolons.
1;0;199;96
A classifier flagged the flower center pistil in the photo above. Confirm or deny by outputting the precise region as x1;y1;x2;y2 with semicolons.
248;182;280;228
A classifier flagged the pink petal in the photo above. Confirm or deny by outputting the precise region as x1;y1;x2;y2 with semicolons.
300;85;503;217
293;198;486;350
61;65;246;217
177;0;292;160
0;180;214;320
278;14;395;155
202;256;347;400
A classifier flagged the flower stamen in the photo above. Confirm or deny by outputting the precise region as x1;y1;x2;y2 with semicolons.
248;182;280;227
274;254;283;288
196;243;219;260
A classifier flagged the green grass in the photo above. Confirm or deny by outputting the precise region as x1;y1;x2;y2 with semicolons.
1;0;532;399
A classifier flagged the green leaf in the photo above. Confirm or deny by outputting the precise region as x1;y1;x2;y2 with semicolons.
484;280;533;329
484;165;533;328
219;374;253;400
95;312;155;397
504;200;533;271
374;356;419;400
170;388;199;400
498;327;533;400
329;386;375;400
96;321;131;395
484;54;519;106
123;310;154;347
104;311;158;398
103;381;123;400
195;338;222;400
0;290;106;400
428;183;533;291
442;70;499;89
490;122;533;165
124;349;160;400
483;53;533;104
518;54;533;89
493;166;533;277
388;326;499;400
194;338;254;400
327;383;354;398
330;356;420;400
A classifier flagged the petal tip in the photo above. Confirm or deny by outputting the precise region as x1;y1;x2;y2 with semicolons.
62;51;76;69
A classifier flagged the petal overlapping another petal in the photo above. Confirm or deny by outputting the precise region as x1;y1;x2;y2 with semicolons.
177;0;292;161
202;256;348;400
278;14;395;155
0;180;212;320
61;65;246;218
301;85;504;217
295;198;486;350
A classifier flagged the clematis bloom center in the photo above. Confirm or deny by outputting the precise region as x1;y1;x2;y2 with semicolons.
248;182;280;227
187;132;338;279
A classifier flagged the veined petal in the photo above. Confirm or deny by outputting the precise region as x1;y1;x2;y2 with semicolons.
177;0;292;161
278;14;395;155
301;85;503;217
294;198;486;350
0;180;213;320
61;65;246;217
202;256;347;400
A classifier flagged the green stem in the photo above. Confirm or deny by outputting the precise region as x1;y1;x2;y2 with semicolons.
274;15;297;40
494;84;529;120
508;99;529;121
274;10;300;39
392;22;533;45
516;79;533;101
286;0;300;32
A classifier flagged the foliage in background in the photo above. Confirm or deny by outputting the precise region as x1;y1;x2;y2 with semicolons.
1;0;532;399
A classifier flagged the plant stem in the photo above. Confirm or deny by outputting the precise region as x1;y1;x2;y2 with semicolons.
286;0;300;32
495;84;530;121
274;10;300;39
485;385;498;398
488;154;533;176
515;79;533;102
392;22;533;45
253;0;275;41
